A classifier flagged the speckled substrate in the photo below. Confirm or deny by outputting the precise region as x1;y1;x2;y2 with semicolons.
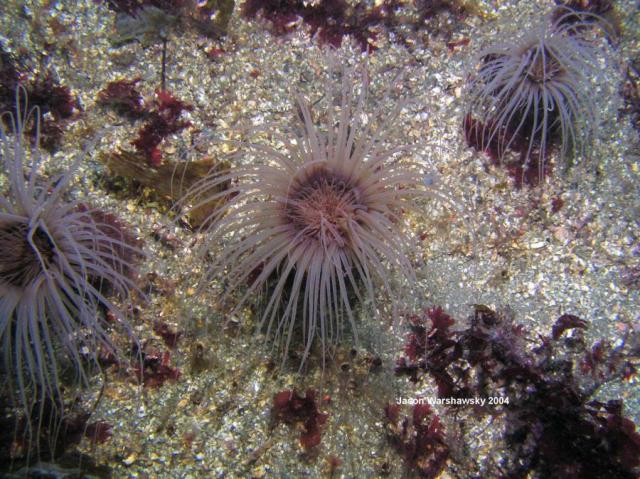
0;0;638;477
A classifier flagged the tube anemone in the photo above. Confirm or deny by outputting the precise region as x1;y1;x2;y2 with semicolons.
465;8;608;183
185;60;446;368
0;89;143;449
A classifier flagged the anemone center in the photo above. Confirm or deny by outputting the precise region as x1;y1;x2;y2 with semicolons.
0;221;55;288
284;166;362;247
524;47;562;84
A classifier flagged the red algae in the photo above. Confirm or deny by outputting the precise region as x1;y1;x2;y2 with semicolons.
552;313;588;339
241;0;392;52
241;0;476;51
0;44;78;151
385;401;449;478
133;343;181;388
132;89;192;166
395;305;640;477
97;78;146;119
153;320;182;348
272;389;328;449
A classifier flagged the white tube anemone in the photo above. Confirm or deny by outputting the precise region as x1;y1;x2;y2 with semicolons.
184;59;449;369
465;8;609;183
0;88;144;451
